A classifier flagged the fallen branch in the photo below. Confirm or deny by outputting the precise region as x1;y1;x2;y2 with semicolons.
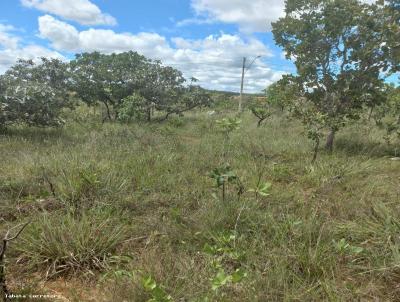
0;221;30;300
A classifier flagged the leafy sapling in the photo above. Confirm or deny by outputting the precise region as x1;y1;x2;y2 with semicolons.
142;275;174;302
333;238;364;256
216;117;241;138
251;107;272;127
203;232;247;294
248;182;272;199
209;165;243;202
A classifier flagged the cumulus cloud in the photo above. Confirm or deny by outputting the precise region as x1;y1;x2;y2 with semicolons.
0;23;64;74
39;15;170;55
188;0;378;32
21;0;116;26
37;15;284;92
189;0;285;32
167;35;282;91
0;25;19;50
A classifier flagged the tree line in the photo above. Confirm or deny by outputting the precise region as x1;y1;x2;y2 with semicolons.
0;51;213;128
0;0;398;161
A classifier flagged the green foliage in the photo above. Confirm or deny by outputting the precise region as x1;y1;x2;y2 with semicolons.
203;232;247;293
209;165;238;188
249;98;272;127
216;117;241;136
373;85;400;144
248;182;271;197
0;58;73;127
209;164;243;202
211;268;247;291
142;275;174;302
70;51;193;122
15;212;127;278
118;93;149;122
69;51;149;119
272;0;391;153
265;80;299;112
333;238;364;256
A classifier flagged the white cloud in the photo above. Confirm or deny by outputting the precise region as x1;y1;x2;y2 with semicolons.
0;45;64;74
189;0;378;32
21;0;116;26
167;35;282;92
39;15;169;56
38;15;284;92
0;25;19;49
0;23;64;74
190;0;285;32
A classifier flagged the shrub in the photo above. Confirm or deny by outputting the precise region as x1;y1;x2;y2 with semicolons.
14;212;127;278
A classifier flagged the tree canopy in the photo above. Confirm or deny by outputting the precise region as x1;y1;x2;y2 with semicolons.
272;0;395;153
0;58;73;128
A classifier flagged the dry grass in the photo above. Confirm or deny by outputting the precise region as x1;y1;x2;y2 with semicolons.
1;109;399;301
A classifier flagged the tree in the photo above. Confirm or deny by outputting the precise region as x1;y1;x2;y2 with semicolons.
135;61;186;121
249;99;272;127
0;58;73;128
373;84;400;144
159;84;213;121
378;0;399;74
265;79;302;112
70;51;149;121
272;0;391;153
70;51;190;122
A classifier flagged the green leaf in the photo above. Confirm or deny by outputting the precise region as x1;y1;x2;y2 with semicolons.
231;268;247;283
211;270;231;291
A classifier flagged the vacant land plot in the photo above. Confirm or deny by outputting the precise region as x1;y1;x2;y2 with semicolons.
1;110;399;301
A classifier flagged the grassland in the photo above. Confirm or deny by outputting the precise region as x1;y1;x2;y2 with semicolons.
1;107;400;301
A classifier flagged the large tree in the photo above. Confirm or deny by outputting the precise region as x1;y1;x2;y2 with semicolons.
69;51;149;121
379;0;399;74
0;58;73;128
70;51;190;122
272;0;391;152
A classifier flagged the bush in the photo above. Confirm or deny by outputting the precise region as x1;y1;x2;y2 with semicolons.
0;58;73;128
15;212;128;278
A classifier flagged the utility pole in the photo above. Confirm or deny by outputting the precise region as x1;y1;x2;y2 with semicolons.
238;55;261;113
238;57;246;113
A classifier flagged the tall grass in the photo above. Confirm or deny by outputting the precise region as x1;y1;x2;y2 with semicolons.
14;212;127;278
1;109;399;300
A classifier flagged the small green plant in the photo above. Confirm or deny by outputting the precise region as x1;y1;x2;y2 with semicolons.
203;232;247;293
333;238;364;257
248;182;272;199
211;268;247;291
250;105;272;127
142;275;174;302
209;164;243;202
216;117;241;137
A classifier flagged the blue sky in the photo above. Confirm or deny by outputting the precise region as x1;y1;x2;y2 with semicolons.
0;1;396;92
0;0;295;93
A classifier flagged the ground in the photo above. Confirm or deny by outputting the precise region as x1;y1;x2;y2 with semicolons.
1;108;400;301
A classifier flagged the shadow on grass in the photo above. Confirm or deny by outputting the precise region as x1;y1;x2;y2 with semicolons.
334;136;399;158
0;126;73;144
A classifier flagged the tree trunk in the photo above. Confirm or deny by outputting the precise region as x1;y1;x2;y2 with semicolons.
368;106;374;121
1;240;9;300
257;118;265;127
312;137;320;163
147;108;151;122
325;129;335;152
103;101;112;121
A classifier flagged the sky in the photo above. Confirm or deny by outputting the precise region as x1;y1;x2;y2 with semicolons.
0;0;296;93
0;0;392;93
